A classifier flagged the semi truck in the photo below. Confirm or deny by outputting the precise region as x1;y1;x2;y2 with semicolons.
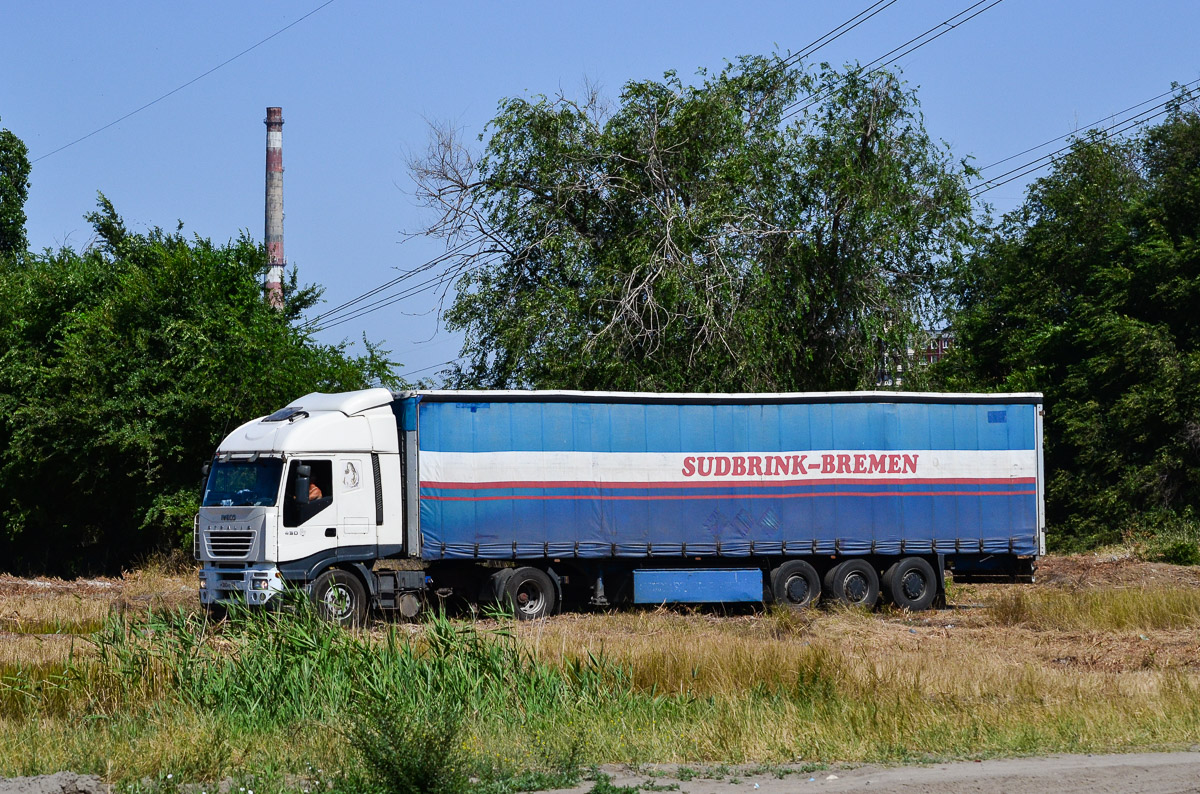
195;388;1045;624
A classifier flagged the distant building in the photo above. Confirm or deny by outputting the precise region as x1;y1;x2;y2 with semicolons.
876;329;954;387
920;331;954;365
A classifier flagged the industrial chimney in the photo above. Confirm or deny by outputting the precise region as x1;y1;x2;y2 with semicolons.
264;107;285;309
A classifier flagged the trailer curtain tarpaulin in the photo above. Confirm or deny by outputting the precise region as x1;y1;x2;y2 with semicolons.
415;396;1041;561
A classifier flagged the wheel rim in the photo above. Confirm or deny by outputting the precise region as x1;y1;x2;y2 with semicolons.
843;572;869;603
322;583;355;621
514;580;545;616
784;574;810;604
901;570;927;601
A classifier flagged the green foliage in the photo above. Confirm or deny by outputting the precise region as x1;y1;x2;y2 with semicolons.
1127;508;1200;565
413;55;976;391
342;691;468;794
587;773;641;794
0;116;31;258
0;196;396;572
1154;539;1200;566
940;89;1200;550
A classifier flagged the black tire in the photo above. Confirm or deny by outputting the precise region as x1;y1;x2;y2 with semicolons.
882;556;938;611
504;567;557;620
312;568;368;627
823;559;880;608
770;560;821;609
203;603;228;623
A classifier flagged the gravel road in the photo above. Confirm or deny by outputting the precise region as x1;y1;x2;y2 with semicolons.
3;752;1198;793
567;752;1200;794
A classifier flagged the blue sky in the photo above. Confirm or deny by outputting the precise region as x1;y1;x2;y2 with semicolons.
4;1;1198;383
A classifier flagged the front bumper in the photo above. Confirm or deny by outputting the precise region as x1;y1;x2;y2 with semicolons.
199;563;287;606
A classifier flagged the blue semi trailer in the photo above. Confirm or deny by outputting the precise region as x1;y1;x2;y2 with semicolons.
196;389;1045;623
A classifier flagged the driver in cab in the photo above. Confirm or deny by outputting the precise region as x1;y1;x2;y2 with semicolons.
285;464;333;526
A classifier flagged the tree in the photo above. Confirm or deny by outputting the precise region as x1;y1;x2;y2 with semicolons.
0;116;31;258
411;56;976;391
0;196;397;572
940;91;1200;551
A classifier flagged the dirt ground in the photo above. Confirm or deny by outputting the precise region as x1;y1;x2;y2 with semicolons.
1032;554;1200;590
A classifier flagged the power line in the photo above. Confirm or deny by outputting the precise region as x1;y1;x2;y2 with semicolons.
977;76;1200;172
305;234;485;326
781;0;902;69
313;255;499;331
969;103;1175;198
969;82;1199;198
403;358;460;379
971;106;1164;194
309;268;458;330
32;0;337;163
779;0;1004;124
307;3;906;335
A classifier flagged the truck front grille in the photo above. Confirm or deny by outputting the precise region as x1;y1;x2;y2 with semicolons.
206;529;255;558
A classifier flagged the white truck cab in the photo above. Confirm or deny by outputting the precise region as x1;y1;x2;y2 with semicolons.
195;388;416;621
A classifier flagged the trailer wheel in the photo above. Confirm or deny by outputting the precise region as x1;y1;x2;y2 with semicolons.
882;557;937;611
504;567;556;620
312;568;368;627
771;560;821;608
823;559;879;608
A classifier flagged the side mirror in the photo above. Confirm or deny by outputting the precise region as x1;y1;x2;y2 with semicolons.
295;464;312;504
201;462;211;479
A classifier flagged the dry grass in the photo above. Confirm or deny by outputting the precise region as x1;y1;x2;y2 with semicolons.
0;554;1198;781
0;635;86;667
990;587;1200;631
0;566;195;637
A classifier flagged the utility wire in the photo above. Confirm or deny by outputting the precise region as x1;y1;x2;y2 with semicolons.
312;1;915;334
314;255;499;331
403;358;461;379
781;0;902;68
32;0;337;163
309;267;459;330
977;76;1200;172
971;101;1170;194
314;2;904;328
309;3;905;334
305;234;484;326
779;0;1003;124
970;103;1175;197
970;78;1200;197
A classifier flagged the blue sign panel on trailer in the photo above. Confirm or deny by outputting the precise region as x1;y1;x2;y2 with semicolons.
633;568;763;603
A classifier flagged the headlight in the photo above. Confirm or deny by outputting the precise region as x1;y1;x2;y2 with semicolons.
251;578;270;591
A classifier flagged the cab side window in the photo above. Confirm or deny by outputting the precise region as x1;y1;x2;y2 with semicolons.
283;459;334;527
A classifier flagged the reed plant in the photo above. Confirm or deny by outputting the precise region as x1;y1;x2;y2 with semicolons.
0;584;1198;790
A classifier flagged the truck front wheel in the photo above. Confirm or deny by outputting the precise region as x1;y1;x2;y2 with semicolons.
312;568;368;627
504;567;557;620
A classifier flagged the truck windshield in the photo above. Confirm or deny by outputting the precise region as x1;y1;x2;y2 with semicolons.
202;458;285;507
